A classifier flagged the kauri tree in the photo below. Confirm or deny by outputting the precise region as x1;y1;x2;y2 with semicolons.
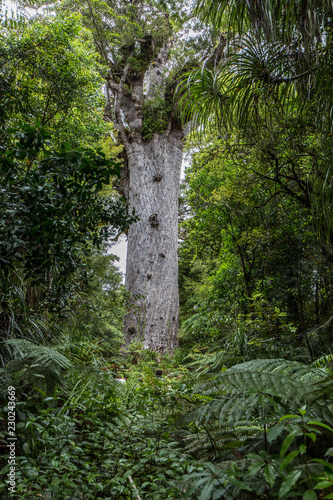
24;0;220;351
81;0;185;352
26;0;200;352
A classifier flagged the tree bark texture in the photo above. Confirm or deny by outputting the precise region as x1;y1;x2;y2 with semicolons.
106;45;184;353
124;128;183;352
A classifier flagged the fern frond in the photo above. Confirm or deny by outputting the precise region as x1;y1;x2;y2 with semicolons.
0;339;73;395
226;358;324;378
197;370;310;399
310;373;333;402
186;349;230;374
311;354;333;370
56;336;116;365
5;339;73;371
184;359;330;434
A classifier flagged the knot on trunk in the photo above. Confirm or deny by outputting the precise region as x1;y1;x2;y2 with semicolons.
153;173;163;182
149;213;159;229
127;325;136;335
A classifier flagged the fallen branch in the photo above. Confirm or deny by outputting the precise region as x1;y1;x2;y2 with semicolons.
128;475;142;500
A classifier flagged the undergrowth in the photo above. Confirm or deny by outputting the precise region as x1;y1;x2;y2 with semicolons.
2;338;333;499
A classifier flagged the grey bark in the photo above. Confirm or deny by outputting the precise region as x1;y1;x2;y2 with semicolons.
124;127;183;352
107;43;183;353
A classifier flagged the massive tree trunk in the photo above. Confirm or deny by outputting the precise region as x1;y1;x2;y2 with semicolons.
106;45;184;353
124;127;183;352
43;0;205;353
57;0;200;352
116;32;228;352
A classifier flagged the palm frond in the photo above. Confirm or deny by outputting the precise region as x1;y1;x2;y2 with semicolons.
194;0;330;47
177;34;305;133
177;64;225;134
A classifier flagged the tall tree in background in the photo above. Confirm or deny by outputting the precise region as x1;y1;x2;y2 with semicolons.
26;0;197;352
22;0;222;351
79;0;185;352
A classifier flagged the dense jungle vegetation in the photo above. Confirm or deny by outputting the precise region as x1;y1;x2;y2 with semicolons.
2;0;333;498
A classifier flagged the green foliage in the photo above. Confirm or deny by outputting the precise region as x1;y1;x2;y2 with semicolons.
2;3;333;500
165;355;333;499
0;122;135;301
0;10;136;328
176;3;333;489
187;358;330;426
180;408;333;499
40;0;177;78
3;336;333;499
60;250;126;352
191;0;333;129
179;0;333;250
195;0;332;50
0;14;110;147
142;94;173;140
0;7;136;376
0;339;73;395
178;129;332;357
0;362;201;499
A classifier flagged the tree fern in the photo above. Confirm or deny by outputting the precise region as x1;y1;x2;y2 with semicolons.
185;349;230;374
311;353;333;370
0;339;73;395
185;358;333;433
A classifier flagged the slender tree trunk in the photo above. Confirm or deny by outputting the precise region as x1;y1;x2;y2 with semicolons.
124;127;183;352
